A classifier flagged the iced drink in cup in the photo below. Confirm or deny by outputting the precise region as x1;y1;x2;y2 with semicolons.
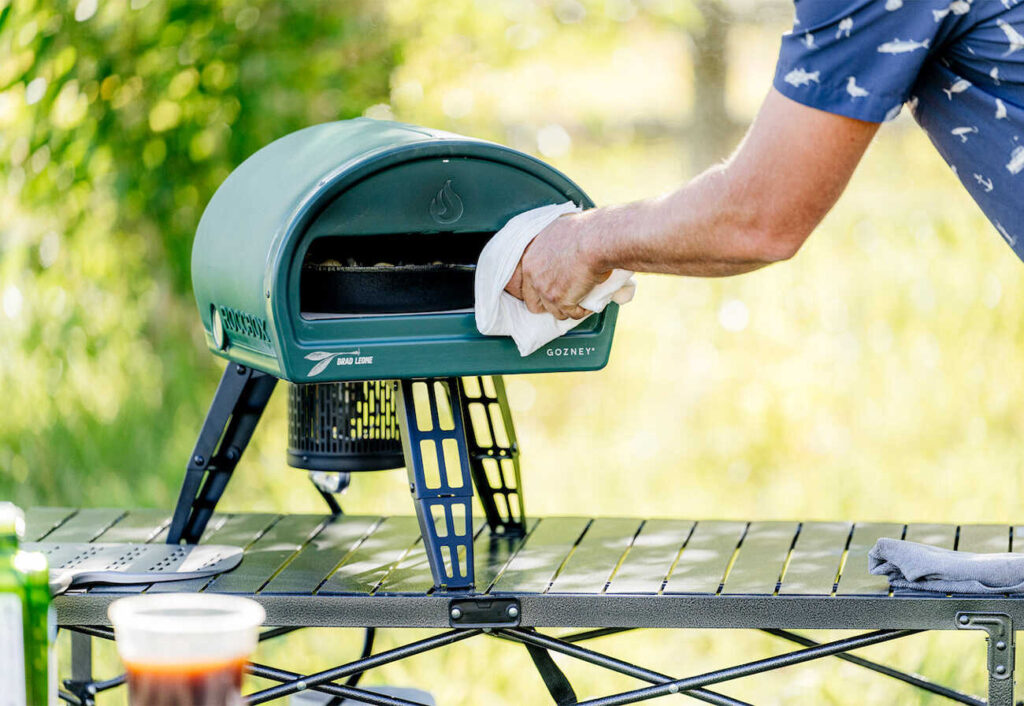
108;594;265;706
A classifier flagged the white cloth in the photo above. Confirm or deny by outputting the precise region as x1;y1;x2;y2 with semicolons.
475;202;636;356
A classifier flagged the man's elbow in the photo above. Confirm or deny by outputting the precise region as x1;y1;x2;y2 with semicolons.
743;222;812;264
720;188;817;265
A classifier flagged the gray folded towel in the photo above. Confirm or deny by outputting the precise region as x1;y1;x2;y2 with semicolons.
869;537;1024;594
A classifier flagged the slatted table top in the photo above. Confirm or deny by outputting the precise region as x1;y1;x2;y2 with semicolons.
32;508;1024;630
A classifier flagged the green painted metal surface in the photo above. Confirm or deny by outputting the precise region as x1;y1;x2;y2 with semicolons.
721;521;799;596
43;508;126;543
45;510;1024;601
904;523;957;548
317;516;421;595
491;517;590;594
778;522;851;596
473;518;539;593
192;119;620;383
33;509;1024;637
261;516;381;595
548;518;644;594
93;509;171;544
605;519;694;595
958;525;1011;554
206;514;327;595
663;521;746;595
23;508;75;542
835;522;904;596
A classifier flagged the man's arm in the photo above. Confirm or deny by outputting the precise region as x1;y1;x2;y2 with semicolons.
508;88;881;320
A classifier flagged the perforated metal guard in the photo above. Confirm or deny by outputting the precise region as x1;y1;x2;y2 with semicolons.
25;542;244;591
397;378;475;590
458;376;525;537
288;381;403;472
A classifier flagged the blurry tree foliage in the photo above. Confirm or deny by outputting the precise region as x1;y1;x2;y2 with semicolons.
0;0;397;505
387;0;788;167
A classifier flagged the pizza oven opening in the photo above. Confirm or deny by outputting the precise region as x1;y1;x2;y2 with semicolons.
299;231;494;317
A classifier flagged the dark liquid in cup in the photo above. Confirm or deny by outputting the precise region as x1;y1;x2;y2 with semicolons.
124;659;245;706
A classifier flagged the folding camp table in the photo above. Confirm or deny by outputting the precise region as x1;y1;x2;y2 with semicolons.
34;506;1024;706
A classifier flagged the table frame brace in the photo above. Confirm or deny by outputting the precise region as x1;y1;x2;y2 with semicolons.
956;611;1017;706
61;620;1019;706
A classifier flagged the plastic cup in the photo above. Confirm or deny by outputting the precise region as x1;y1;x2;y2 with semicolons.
108;594;265;706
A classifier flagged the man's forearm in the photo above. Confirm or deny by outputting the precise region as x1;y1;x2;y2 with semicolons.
576;163;798;279
569;90;879;281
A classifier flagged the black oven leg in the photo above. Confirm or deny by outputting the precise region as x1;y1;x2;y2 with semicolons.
458;376;527;539
397;378;476;591
167;363;277;544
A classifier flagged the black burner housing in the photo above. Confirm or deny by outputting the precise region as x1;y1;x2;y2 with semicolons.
287;381;403;473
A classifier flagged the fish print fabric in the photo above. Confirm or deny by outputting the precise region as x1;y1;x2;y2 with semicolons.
774;0;1024;259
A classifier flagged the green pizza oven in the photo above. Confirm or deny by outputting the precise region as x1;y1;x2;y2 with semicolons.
192;119;620;383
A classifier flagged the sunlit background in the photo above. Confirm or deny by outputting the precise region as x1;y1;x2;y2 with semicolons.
3;0;1024;703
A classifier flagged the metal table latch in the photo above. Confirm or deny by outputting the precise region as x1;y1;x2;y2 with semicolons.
448;598;521;628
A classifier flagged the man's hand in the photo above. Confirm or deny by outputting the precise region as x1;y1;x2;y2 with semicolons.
504;213;608;320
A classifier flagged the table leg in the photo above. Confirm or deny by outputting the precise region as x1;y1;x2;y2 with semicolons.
67;631;96;706
986;631;1015;706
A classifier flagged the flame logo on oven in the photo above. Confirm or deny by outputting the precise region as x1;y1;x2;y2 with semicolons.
429;179;464;225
